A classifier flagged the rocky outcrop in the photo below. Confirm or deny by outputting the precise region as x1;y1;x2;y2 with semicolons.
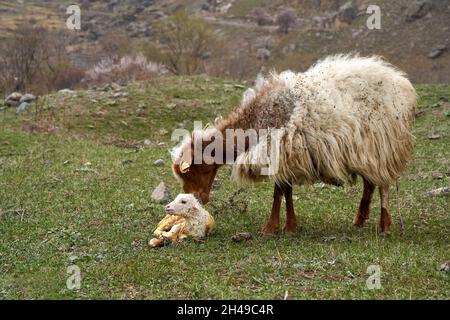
405;0;433;22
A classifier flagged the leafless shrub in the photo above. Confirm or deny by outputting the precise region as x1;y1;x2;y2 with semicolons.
253;8;274;26
99;31;134;59
276;10;297;34
0;26;80;95
83;54;166;86
155;10;214;75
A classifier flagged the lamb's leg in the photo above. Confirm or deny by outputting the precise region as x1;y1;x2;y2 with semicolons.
379;185;392;235
353;178;375;226
261;184;283;236
161;223;184;243
283;184;297;236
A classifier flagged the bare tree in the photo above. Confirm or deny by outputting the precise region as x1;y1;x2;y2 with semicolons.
0;26;72;94
155;10;214;75
276;10;297;34
254;8;274;26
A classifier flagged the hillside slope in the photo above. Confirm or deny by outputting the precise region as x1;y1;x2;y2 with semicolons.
0;77;449;299
0;0;449;81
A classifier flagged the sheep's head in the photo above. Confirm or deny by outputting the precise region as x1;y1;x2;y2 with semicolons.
171;130;221;204
165;193;202;218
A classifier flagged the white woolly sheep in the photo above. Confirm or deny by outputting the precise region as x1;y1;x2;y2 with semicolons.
149;194;215;248
172;54;416;236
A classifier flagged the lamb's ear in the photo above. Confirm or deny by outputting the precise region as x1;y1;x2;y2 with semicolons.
192;204;199;211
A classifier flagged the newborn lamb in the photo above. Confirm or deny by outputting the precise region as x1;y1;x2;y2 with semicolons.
149;194;214;248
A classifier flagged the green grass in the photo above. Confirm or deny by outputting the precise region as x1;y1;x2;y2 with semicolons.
0;77;449;299
228;0;272;17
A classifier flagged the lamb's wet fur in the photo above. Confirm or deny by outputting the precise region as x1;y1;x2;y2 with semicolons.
149;194;215;248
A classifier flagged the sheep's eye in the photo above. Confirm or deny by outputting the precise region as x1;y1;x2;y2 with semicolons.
181;200;187;204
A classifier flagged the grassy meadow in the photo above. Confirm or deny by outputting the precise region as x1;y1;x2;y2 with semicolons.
0;76;448;299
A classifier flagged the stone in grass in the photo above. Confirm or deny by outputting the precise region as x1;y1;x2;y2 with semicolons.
5;92;22;107
20;93;36;103
231;232;253;243
59;88;76;95
16;102;30;113
437;261;450;272
432;172;444;180
151;182;171;203
212;179;220;189
422;187;450;197
428;133;441;140
154;159;164;166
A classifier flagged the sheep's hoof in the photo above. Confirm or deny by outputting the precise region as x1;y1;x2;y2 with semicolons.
353;215;368;227
260;221;279;237
283;225;297;236
379;231;391;237
260;228;279;237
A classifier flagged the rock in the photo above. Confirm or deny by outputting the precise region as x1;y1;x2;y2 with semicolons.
16;102;30;113
255;36;274;49
432;172;444;180
5;100;19;107
256;48;271;61
231;232;253;243
151;182;171;203
437;261;450;272
338;1;357;24
212;179;220;189
153;159;164;166
143;139;152;146
422;187;450;197
427;45;447;59
428;133;441;140
166;102;177;110
20;93;36;103
322;236;337;243
59;89;76;94
5;92;22;107
405;0;432;22
111;82;122;91
6;92;22;102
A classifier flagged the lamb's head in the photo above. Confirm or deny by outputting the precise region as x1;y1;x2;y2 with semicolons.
171;130;221;204
165;193;202;218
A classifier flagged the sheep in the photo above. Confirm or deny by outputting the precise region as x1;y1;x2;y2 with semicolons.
149;193;215;248
171;54;416;236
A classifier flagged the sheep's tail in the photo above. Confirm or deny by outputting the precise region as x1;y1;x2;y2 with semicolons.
396;180;405;235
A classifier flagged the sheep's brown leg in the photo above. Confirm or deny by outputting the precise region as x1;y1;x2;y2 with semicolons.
283;184;297;235
261;184;283;236
379;185;392;235
353;178;375;226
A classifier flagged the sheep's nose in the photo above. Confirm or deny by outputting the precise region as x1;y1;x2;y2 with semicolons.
165;205;174;213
